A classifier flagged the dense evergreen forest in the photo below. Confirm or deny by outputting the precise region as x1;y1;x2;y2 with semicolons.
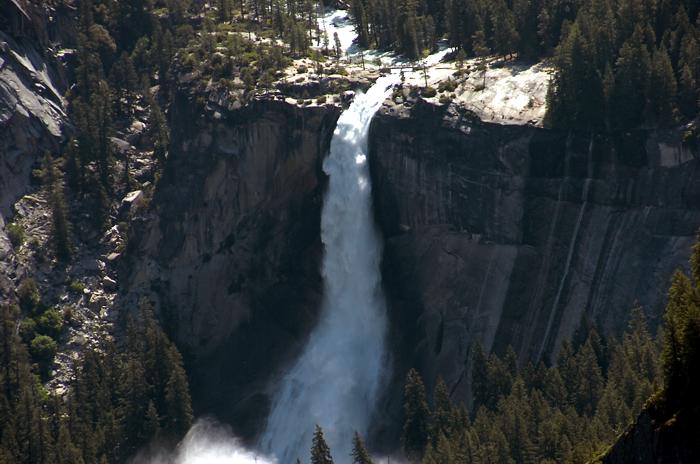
348;0;700;129
1;0;699;462
0;300;192;463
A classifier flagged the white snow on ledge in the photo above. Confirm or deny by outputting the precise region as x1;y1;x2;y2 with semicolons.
451;60;552;126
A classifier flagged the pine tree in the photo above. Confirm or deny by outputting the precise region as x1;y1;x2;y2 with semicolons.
351;0;370;47
311;425;334;464
218;0;231;22
472;24;490;89
63;138;81;192
150;98;170;166
431;377;454;441
612;27;651;129
142;401;160;442
333;32;342;60
110;52;139;118
55;417;83;464
471;343;490;410
402;368;430;459
398;0;421;60
492;0;520;60
164;347;193;437
44;154;72;262
422;433;454;464
678;63;698;119
662;270;692;403
572;341;604;416
351;432;373;464
649;46;678;125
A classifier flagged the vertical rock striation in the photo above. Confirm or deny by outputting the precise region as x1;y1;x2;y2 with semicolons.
369;100;700;402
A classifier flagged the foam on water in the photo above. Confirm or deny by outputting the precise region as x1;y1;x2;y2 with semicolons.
259;74;397;463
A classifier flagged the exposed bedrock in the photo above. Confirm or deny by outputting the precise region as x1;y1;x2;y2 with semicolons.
0;25;68;302
126;91;341;437
369;100;700;405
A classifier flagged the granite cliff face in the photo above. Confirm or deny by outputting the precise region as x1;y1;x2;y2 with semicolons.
126;87;341;434
126;79;699;440
0;5;69;302
369;100;700;402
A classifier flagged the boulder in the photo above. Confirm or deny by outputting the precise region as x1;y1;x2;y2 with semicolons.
119;190;144;216
102;276;117;291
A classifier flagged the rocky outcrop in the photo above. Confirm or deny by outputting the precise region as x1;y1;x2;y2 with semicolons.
126;89;341;435
0;30;66;217
369;99;700;402
1;9;68;303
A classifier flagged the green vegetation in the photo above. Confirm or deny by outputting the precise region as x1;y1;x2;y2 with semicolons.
421;86;437;97
545;0;699;129
37;308;64;339
311;424;334;464
17;277;41;314
6;222;25;248
3;0;698;462
177;24;290;97
348;0;698;128
0;302;193;463
640;230;700;442
352;431;374;464
298;299;667;464
66;279;86;294
30;335;58;378
43;154;73;262
403;368;431;459
407;309;661;463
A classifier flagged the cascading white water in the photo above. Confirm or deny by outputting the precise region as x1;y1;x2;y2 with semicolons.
260;75;397;464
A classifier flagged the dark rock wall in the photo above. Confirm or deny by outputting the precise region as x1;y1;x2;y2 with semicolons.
127;95;340;436
369;101;700;402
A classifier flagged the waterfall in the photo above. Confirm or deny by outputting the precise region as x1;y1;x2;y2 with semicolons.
260;75;397;463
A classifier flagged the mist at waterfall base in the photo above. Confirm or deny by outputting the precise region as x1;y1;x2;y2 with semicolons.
135;418;276;464
259;75;397;463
